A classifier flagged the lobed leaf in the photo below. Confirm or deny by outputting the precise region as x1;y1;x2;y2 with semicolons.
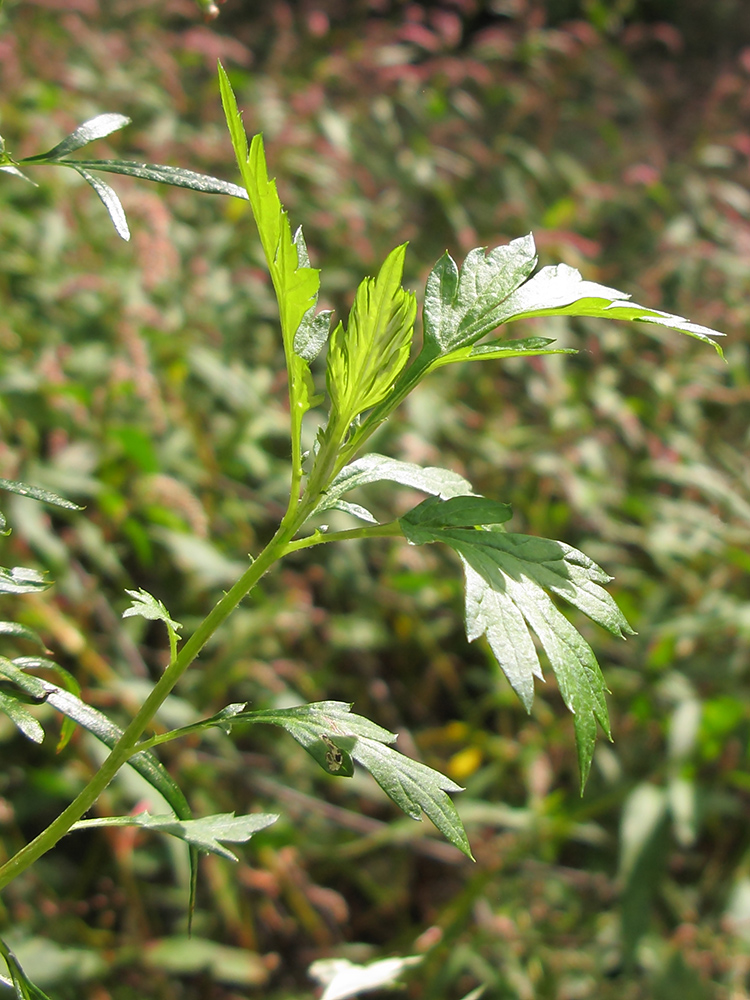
123;588;182;634
492;262;725;355
400;497;634;785
422;235;537;355
68;165;130;240
70;811;278;862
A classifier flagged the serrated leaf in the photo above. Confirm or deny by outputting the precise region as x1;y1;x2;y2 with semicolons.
0;690;44;743
70;811;278;862
123;588;182;633
232;702;471;856
326;244;416;426
54;158;249;199
315;453;474;518
218;63;320;451
293;227;332;361
399;497;634;785
69;165;130;240
0;567;50;595
21;113;131;161
422;236;538;355
0;478;83;510
494;262;724;355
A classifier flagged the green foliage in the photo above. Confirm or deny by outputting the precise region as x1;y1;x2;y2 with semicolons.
0;4;745;998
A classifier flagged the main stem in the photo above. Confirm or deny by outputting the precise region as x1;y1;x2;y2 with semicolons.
0;518;299;890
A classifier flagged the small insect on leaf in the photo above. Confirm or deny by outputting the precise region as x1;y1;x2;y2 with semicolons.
320;734;354;777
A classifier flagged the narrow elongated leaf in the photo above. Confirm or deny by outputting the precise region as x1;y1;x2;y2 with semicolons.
315;453;474;519
0;934;54;1000
422;236;538;355
10;656;81;750
70;811;278;862
400;497;635;785
0;690;44;743
0;567;49;595
0;661;191;820
326;244;416;425
493;262;724;354
21;113;131;161
54;158;248;199
429;336;576;370
0;164;37;185
0;622;45;646
218;63;321;451
0;478;83;510
68;165;130;240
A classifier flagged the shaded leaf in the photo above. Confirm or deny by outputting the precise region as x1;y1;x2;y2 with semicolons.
0;934;54;1000
400;495;511;543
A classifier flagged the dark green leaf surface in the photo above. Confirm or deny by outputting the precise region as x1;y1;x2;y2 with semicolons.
0;934;54;1000
400;495;512;543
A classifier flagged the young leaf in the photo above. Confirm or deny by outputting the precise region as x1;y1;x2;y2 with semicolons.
123;588;182;634
313;453;475;523
70;811;278;862
20;113;131;161
0;478;83;510
326;244;416;428
489;262;725;355
218;62;322;468
428;336;576;370
67;165;130;240
400;497;635;785
422;235;538;356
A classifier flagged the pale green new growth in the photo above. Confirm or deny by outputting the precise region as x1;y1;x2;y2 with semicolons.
326;244;416;433
123;588;182;634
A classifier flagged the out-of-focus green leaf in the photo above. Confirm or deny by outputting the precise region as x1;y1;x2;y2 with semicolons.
0;934;54;1000
0;690;44;744
309;954;422;1000
0;568;49;596
70;810;278;862
0;478;83;510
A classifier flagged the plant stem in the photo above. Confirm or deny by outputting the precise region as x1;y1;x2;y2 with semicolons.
0;519;297;890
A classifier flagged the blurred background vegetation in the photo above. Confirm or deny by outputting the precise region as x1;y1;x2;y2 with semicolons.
1;0;750;997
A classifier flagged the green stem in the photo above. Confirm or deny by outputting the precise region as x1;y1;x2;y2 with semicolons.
0;520;296;891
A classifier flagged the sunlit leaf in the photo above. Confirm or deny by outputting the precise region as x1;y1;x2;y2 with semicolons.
0;479;83;510
70;811;278;862
21;113;131;161
68;165;130;240
122;588;182;634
